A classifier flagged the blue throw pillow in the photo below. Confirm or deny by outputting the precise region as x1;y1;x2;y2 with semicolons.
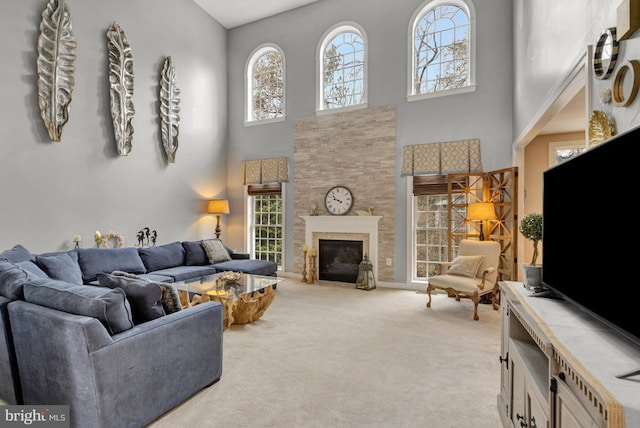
0;260;45;300
76;247;147;283
138;242;186;272
36;252;83;285
112;271;182;314
23;279;134;335
97;273;165;324
0;244;35;263
182;241;209;266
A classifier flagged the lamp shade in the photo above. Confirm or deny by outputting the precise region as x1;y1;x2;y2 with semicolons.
207;199;230;215
467;202;496;221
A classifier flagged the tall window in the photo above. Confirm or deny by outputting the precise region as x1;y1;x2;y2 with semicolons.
409;0;475;99
411;176;465;282
248;184;283;268
317;22;367;112
246;44;285;123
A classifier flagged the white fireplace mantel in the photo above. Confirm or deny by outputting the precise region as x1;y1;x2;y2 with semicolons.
301;215;382;279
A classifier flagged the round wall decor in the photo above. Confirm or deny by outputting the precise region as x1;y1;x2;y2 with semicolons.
593;27;619;80
612;60;640;107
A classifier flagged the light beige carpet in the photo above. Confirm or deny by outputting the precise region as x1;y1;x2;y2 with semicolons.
148;279;502;428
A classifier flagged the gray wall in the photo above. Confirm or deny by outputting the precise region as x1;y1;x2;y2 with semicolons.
513;0;640;139
225;0;514;281
0;0;227;253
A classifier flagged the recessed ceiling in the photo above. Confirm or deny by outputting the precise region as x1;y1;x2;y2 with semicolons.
193;0;322;29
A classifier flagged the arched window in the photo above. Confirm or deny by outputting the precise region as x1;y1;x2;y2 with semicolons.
246;44;285;124
317;22;367;112
409;0;475;100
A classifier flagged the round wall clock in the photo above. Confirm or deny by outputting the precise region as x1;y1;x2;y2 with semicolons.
593;27;619;80
325;186;353;215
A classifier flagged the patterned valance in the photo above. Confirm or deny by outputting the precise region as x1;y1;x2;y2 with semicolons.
240;157;289;185
401;139;482;176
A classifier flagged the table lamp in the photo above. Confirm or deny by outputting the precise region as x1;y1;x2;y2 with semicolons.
207;199;230;239
467;202;496;241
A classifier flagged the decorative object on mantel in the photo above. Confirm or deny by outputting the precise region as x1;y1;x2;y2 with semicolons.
72;235;81;248
588;110;615;146
101;231;125;249
310;202;318;216
207;199;230;239
355;205;374;216
136;227;157;248
301;244;308;282
324;186;353;215
107;21;135;156
37;0;77;142
355;255;376;290
518;213;543;291
600;88;612;105
94;230;102;248
159;56;181;163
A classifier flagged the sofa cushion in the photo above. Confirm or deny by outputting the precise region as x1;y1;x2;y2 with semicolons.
202;239;231;263
211;259;277;276
112;271;182;314
147;265;217;282
0;260;47;300
138;242;186;272
36;251;83;285
23;278;134;335
16;260;49;279
76;247;147;283
97;273;165;324
0;245;35;263
182;241;209;266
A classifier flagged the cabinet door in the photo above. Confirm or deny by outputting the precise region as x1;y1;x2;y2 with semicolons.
554;376;599;428
499;301;511;419
527;377;549;428
510;344;526;427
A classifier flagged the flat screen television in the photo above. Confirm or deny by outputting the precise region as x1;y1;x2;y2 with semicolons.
542;123;640;350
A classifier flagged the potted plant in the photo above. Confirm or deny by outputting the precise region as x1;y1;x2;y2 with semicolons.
519;213;543;290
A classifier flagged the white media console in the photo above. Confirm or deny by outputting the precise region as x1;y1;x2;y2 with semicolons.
497;281;640;428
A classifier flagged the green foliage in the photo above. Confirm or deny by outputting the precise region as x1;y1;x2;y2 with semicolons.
519;213;542;265
519;213;542;241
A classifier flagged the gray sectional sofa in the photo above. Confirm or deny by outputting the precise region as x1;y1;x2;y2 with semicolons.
0;239;277;427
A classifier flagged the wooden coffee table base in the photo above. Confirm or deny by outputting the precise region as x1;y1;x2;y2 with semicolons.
179;285;275;329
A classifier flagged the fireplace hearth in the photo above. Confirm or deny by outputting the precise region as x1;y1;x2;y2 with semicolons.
319;239;363;283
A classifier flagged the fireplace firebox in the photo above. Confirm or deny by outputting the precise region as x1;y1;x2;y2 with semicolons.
319;239;363;283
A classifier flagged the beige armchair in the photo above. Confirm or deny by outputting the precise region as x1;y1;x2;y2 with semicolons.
426;239;501;320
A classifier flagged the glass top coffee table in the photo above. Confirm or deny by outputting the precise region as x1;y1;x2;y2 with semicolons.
176;273;281;329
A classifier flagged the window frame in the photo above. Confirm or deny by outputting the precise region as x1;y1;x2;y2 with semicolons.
245;43;286;126
245;182;286;271
316;21;368;115
407;0;477;102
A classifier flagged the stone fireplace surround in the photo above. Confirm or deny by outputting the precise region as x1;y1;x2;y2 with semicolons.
301;216;382;280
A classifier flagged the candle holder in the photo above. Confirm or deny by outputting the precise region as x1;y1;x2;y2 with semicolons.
308;254;317;284
302;247;308;282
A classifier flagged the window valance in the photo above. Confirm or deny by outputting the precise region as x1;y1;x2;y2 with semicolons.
401;139;482;176
240;157;289;185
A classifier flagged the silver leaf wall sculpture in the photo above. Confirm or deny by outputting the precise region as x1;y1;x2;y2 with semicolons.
37;0;77;142
159;56;181;163
107;22;135;156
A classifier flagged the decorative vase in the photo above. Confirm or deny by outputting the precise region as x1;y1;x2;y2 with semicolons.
519;264;543;291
